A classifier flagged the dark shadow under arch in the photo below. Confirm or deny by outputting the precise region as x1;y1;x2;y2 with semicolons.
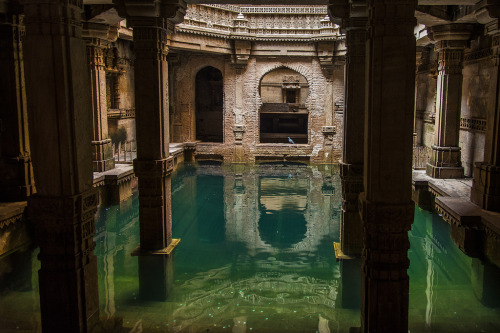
195;66;223;142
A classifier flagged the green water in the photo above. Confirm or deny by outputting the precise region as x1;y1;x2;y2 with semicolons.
1;163;499;332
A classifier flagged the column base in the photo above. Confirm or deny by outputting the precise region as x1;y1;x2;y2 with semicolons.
131;239;180;301
471;162;500;212
426;145;464;178
339;259;362;309
426;163;464;179
29;189;100;332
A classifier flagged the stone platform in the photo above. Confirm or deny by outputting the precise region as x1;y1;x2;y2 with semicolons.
412;170;500;267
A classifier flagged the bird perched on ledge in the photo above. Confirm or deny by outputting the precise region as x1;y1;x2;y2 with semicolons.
288;137;295;144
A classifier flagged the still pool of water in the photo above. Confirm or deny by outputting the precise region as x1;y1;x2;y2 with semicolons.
0;163;499;332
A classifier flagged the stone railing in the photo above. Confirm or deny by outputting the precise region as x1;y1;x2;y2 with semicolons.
107;108;136;119
112;140;136;164
460;116;486;132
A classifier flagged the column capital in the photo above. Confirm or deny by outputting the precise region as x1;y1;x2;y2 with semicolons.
82;22;118;45
428;23;476;48
475;0;500;35
114;0;186;29
328;0;367;31
21;0;83;38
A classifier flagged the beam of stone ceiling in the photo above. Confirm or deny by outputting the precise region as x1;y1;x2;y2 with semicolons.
83;0;479;5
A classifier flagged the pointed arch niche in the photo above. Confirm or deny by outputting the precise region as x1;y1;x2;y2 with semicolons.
259;68;309;144
195;66;224;142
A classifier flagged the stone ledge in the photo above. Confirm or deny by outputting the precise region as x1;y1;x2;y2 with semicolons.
435;197;483;229
0;201;27;229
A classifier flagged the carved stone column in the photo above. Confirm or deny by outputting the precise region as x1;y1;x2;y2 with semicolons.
329;0;367;256
231;37;250;162
343;3;367;257
471;7;500;212
115;0;186;300
426;24;474;179
0;2;35;201
84;23;116;172
22;0;99;330
359;0;417;332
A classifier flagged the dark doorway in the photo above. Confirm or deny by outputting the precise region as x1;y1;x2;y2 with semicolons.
195;66;223;142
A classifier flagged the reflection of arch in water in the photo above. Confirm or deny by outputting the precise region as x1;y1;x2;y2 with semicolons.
223;165;341;255
195;66;223;142
258;176;308;248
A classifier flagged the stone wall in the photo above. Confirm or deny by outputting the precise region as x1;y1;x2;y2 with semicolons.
116;39;135;110
459;36;493;176
415;48;437;148
170;51;344;163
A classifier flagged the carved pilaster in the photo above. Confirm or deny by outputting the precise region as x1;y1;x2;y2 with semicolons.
0;8;35;201
22;0;99;329
84;24;117;172
426;24;474;179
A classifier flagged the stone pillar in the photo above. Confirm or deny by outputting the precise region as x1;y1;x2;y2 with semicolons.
0;3;35;201
22;0;99;331
426;24;474;179
115;0;186;300
84;24;116;172
471;8;500;212
329;0;367;256
359;0;417;332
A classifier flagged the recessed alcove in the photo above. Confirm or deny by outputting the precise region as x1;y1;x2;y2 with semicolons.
259;68;309;144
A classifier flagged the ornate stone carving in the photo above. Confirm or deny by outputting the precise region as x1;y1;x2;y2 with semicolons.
180;4;338;41
233;125;246;141
460;117;487;132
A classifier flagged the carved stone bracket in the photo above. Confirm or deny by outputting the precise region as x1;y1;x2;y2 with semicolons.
232;39;251;68
233;125;245;141
322;125;336;141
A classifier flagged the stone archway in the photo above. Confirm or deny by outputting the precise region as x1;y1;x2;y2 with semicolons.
258;67;309;144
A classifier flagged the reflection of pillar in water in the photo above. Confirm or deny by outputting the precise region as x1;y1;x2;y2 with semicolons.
424;236;435;329
103;232;116;318
197;175;225;243
471;258;500;307
139;254;175;301
339;258;361;309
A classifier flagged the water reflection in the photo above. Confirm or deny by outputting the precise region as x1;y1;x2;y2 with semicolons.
258;177;308;248
4;163;500;331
